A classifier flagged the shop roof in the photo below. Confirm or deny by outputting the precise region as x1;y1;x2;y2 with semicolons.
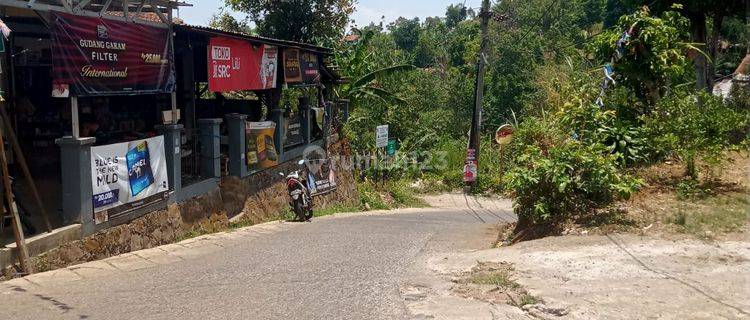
174;24;333;56
1;0;190;28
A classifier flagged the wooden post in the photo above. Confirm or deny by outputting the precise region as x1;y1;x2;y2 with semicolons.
0;124;31;274
466;0;491;187
0;173;5;233
0;104;52;232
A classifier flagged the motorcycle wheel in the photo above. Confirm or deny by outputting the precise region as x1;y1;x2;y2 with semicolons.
293;200;306;222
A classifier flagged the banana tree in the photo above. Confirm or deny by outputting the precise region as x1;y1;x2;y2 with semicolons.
333;30;415;105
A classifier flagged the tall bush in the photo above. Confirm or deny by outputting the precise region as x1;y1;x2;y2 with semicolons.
504;125;642;228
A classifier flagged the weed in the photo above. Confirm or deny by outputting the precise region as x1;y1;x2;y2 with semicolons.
519;294;540;307
470;272;520;289
676;179;712;200
672;212;687;226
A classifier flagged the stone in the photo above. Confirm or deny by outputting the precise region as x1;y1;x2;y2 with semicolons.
82;238;100;252
57;243;85;265
130;234;144;252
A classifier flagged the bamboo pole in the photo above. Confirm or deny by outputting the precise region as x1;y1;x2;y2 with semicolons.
0;123;31;275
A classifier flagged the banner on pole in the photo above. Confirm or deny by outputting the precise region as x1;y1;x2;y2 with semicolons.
50;12;174;97
463;148;477;183
91;136;169;221
208;36;278;92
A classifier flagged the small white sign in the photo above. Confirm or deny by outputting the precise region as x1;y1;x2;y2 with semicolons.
376;125;389;148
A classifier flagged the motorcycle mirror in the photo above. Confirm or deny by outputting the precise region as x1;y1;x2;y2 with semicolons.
298;159;306;165
278;172;285;177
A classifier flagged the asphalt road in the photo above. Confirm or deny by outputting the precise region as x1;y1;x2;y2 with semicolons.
1;203;514;320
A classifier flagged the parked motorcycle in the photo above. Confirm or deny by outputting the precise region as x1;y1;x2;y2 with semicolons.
280;160;313;222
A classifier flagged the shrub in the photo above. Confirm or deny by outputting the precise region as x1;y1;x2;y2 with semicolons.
642;92;747;179
357;182;389;210
504;132;642;228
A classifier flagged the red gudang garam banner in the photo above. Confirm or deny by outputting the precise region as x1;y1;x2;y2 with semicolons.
50;12;174;97
208;36;278;92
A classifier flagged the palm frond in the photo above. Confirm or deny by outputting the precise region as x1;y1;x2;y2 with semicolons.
351;65;416;89
361;86;407;105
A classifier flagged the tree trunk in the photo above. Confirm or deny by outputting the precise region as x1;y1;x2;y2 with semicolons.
688;13;709;92
707;14;724;89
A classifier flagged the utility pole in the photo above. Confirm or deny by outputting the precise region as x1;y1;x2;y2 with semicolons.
465;0;491;186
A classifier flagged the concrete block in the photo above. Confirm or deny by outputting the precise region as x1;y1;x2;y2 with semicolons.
1;224;82;269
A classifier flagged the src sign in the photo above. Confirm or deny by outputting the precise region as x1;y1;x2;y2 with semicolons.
208;36;278;92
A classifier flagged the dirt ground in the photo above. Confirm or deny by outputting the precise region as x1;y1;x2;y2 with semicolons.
410;233;749;319
411;182;749;319
607;152;749;240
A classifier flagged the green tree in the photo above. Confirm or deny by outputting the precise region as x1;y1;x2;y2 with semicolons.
224;0;356;45
579;0;605;28
334;30;414;107
445;3;468;29
484;0;587;125
589;6;693;106
604;0;631;27
208;11;252;34
388;17;421;52
634;0;747;90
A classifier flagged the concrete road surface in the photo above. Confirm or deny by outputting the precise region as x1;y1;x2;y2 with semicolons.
1;195;514;320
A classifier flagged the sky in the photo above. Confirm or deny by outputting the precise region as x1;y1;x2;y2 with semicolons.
177;0;483;28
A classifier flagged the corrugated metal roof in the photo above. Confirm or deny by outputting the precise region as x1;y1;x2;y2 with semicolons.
175;24;333;55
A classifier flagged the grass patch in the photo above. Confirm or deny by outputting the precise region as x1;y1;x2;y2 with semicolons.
357;179;427;210
388;180;429;208
358;181;390;210
668;192;748;238
176;229;210;242
313;204;361;217
469;271;520;289
519;294;540;307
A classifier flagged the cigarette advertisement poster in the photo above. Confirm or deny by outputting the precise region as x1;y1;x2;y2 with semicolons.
91;136;169;222
208;36;278;92
246;122;279;171
283;48;320;85
283;48;302;84
301;52;320;84
305;159;337;196
283;116;304;148
50;11;174;97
